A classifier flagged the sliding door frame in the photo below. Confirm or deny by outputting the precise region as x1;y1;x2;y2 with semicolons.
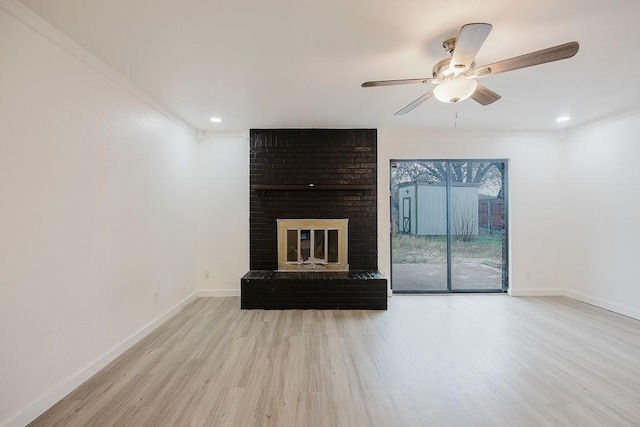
390;159;509;294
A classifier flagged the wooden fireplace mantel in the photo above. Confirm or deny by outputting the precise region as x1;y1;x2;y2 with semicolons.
251;184;376;192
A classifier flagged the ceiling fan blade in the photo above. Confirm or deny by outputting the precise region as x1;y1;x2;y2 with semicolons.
450;23;493;71
470;83;501;105
362;77;436;87
474;41;579;78
395;91;434;115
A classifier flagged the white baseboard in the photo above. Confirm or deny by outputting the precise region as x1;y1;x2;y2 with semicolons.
508;288;565;297
197;289;241;297
4;292;198;427
564;290;640;321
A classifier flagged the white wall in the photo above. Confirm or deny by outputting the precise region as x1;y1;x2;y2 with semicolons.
0;7;198;426
197;133;249;295
378;129;566;295
560;112;640;319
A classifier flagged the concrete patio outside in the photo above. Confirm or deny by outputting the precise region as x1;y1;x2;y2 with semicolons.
392;262;503;292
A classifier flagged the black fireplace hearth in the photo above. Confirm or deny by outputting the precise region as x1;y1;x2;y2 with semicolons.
241;271;387;310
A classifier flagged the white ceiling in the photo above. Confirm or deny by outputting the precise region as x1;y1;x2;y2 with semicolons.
19;0;640;131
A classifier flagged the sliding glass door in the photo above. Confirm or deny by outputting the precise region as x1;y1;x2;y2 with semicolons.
391;160;508;293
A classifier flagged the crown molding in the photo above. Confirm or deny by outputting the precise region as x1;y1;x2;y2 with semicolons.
378;127;559;140
564;104;640;135
203;130;250;140
0;0;196;135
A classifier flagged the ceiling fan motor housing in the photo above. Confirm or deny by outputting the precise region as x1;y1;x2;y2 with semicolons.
432;58;453;78
432;57;476;79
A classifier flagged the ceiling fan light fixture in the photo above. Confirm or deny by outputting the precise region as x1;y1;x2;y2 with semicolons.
433;78;478;103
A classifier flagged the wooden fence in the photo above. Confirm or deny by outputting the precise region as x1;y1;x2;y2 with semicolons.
478;199;504;231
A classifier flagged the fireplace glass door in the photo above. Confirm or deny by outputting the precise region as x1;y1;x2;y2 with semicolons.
277;219;349;271
286;228;336;264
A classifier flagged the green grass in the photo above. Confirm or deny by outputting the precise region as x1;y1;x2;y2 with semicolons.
392;232;503;268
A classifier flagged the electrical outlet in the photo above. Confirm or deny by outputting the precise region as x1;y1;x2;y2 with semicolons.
153;291;159;304
205;271;210;279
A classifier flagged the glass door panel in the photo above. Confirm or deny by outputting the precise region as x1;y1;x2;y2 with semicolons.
391;161;449;292
286;230;299;262
300;229;311;261
314;229;325;261
327;230;339;263
450;161;506;292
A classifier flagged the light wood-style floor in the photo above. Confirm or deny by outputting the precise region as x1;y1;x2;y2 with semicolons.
31;296;640;426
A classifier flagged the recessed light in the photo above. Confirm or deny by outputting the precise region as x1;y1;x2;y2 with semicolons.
210;117;222;123
556;116;571;122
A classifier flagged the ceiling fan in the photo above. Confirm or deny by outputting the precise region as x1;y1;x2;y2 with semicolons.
362;23;579;115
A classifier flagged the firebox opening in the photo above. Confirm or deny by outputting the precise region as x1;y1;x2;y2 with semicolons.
277;219;348;271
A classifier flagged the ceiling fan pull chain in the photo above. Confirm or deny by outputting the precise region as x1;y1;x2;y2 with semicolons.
454;103;458;130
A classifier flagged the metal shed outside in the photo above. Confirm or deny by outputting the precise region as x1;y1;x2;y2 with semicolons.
397;182;480;236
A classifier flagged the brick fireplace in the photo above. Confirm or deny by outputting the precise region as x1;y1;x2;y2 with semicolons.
241;129;387;309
